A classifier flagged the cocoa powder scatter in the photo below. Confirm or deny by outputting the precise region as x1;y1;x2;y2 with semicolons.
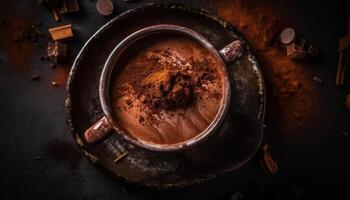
215;0;319;132
0;16;46;71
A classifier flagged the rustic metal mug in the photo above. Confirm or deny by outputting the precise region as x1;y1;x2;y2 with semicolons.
84;24;245;152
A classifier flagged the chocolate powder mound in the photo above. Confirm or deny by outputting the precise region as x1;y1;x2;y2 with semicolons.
141;69;193;110
124;50;219;112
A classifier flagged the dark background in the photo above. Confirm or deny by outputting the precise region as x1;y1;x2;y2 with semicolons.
0;0;349;199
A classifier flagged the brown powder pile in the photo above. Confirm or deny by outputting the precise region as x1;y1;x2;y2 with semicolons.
141;69;193;110
117;49;220;112
215;0;319;132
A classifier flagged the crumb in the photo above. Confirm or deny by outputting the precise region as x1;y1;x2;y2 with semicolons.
31;74;40;81
125;99;133;107
138;116;144;123
51;81;59;86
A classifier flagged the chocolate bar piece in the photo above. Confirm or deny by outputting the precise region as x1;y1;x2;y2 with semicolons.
49;24;73;41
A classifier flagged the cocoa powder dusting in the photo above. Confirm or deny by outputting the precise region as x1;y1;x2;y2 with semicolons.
215;0;318;132
0;16;45;71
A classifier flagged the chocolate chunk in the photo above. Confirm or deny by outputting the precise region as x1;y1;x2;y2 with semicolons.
49;24;73;41
67;0;79;12
58;0;69;14
31;74;41;81
312;76;323;84
96;0;114;16
47;41;67;63
57;0;80;13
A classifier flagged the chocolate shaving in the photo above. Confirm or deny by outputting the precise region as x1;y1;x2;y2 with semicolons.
260;144;278;175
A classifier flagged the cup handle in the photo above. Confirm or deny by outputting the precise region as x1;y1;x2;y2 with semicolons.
219;40;246;64
84;116;113;144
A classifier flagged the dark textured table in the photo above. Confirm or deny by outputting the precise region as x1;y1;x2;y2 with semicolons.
1;0;349;199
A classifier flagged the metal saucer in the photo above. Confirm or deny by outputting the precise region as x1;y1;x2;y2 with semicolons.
66;3;265;189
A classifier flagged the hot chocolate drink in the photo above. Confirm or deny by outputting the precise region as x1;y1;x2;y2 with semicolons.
110;35;225;145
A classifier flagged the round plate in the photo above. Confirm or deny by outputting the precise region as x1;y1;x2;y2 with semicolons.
66;3;265;189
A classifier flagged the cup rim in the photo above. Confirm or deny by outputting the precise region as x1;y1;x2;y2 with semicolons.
100;24;231;152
